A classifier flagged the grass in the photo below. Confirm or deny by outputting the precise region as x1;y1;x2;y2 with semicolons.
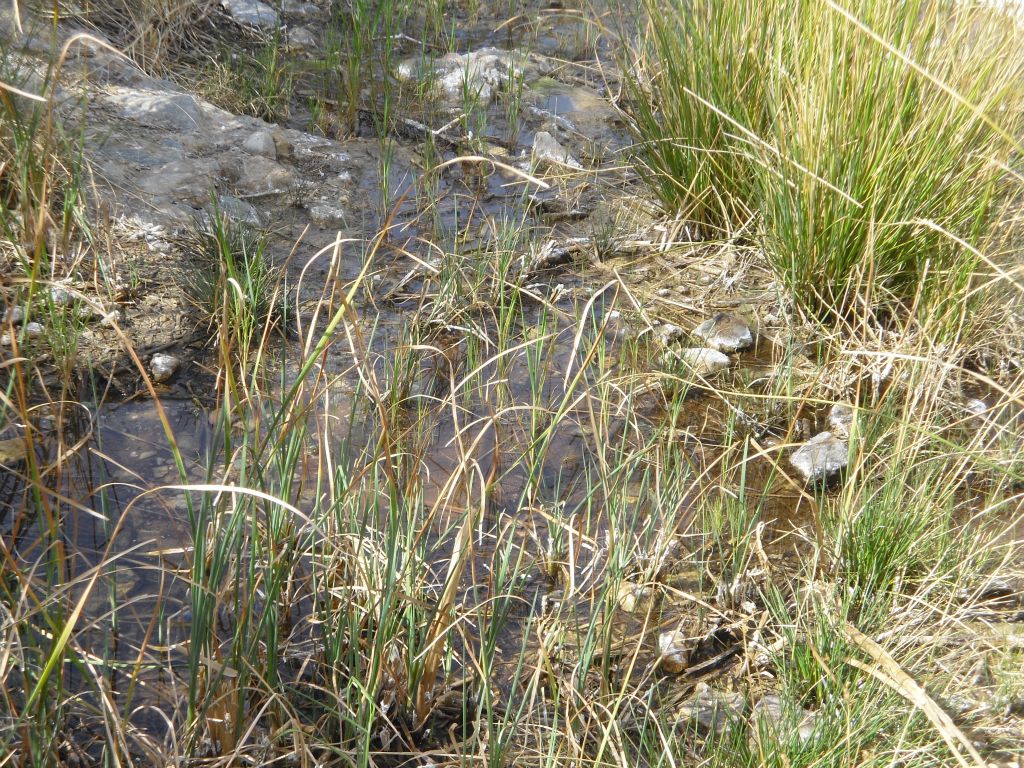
627;0;1024;322
2;1;1024;766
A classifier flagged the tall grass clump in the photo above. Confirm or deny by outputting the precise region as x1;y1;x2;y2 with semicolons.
630;0;1024;321
628;0;775;233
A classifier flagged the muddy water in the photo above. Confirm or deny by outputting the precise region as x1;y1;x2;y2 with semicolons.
0;4;807;754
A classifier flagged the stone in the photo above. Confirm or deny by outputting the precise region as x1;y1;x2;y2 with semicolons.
658;627;694;673
827;403;856;437
23;322;44;339
616;582;654;613
221;0;280;28
531;131;582;170
2;306;25;325
692;313;753;353
48;284;76;307
751;694;816;743
287;26;319;50
150;353;181;383
109;86;203;133
789;431;849;485
309;203;346;228
218;194;262;226
398;47;530;103
676;685;746;736
242;130;277;159
666;347;733;377
965;398;988;417
658;323;685;344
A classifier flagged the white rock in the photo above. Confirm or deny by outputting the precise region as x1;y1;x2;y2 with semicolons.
242;130;277;159
658;323;685;344
789;431;849;485
398;47;529;103
965;398;988;417
751;694;817;743
531;131;582;170
221;0;280;28
309;203;346;228
692;312;753;353
677;685;746;736
151;353;181;383
658;628;693;674
666;347;733;377
827;403;856;437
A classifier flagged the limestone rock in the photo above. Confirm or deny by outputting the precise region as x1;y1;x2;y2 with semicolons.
692;313;753;353
242;130;277;159
666;347;733;377
531;131;582;170
790;431;848;485
150;353;181;383
676;685;746;736
751;694;817;743
221;0;280;28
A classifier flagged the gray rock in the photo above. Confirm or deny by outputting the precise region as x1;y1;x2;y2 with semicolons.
24;322;44;339
827;403;856;437
692;313;753;353
48;284;76;307
965;398;988;417
282;0;319;15
2;306;25;325
531;131;582;170
790;431;849;484
309;203;346;228
150;353;181;383
677;685;746;736
221;0;280;28
109;86;203;133
242;130;277;159
751;694;816;743
658;323;685;344
287;26;319;50
218;194;262;226
398;47;531;103
666;347;733;377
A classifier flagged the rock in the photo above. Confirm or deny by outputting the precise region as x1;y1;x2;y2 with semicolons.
751;694;817;743
397;47;530;103
965;398;988;417
48;284;76;307
233;154;293;195
24;322;44;339
242;130;277;159
2;306;25;325
616;582;654;613
692;313;753;353
150;353;181;383
666;347;733;377
531;131;582;170
789;431;849;485
221;0;280;28
108;86;203;133
676;685;746;736
308;203;347;228
658;627;694;673
282;0;319;15
286;26;319;50
218;194;262;226
658;323;685;344
827;403;856;437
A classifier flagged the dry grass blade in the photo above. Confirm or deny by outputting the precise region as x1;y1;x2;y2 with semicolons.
843;624;987;768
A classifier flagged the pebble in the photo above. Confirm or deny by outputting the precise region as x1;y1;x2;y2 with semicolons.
616;582;654;613
826;403;856;437
24;322;44;339
676;685;746;736
692;312;754;353
666;347;733;377
242;130;277;159
150;353;181;383
309;203;347;228
49;285;76;306
2;306;24;325
531;131;583;170
751;694;817;743
658;627;693;673
789;431;849;485
658;323;685;344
